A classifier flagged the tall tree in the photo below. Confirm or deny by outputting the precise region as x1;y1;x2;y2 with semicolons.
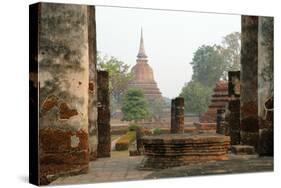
148;98;166;121
221;32;241;78
180;81;212;115
191;45;226;87
121;88;151;122
97;53;133;112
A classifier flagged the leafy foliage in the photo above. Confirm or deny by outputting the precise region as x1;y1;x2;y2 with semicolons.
115;131;136;151
148;98;166;121
97;53;133;112
180;81;212;115
128;123;140;131
121;88;151;122
221;32;241;78
191;45;226;87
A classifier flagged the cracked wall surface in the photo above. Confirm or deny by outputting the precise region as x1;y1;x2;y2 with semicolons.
30;3;98;185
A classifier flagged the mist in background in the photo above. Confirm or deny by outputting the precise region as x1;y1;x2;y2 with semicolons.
96;6;241;99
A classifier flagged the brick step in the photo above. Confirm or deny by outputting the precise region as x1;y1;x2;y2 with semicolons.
231;145;256;155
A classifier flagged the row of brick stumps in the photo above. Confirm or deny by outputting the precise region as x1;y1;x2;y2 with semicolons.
97;71;111;157
170;97;184;134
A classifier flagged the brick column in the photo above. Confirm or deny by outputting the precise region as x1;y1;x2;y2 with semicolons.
171;97;184;133
136;127;144;154
227;71;241;144
240;16;259;148
97;71;111;157
228;100;241;145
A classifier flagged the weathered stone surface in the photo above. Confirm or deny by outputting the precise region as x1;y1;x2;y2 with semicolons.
170;97;184;134
97;71;111;157
228;71;240;98
216;109;226;134
39;128;89;185
257;17;274;156
227;99;241;145
35;3;92;185
240;16;259;148
141;133;230;168
194;122;216;133
87;6;98;161
231;145;256;155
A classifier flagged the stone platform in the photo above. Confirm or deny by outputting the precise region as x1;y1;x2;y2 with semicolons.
141;133;230;169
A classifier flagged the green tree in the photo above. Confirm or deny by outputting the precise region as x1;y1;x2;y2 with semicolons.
121;88;151;122
191;45;226;87
148;98;166;121
179;81;212;115
97;53;133;112
221;32;241;78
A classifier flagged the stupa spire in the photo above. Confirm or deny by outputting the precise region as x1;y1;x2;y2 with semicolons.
137;27;148;59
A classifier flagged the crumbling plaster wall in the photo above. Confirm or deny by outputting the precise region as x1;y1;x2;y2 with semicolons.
37;3;93;184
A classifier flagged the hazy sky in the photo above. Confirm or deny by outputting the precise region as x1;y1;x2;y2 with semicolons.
96;6;241;99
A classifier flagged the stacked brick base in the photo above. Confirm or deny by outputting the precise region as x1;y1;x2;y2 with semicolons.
141;133;230;169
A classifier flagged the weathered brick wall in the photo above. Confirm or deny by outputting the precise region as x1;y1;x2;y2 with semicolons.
35;3;92;184
97;71;111;157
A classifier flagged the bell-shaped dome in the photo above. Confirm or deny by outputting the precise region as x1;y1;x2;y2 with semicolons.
131;61;155;83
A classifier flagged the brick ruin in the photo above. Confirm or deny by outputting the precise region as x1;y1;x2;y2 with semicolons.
29;3;273;184
29;3;111;185
141;97;230;168
195;81;230;132
128;29;163;102
170;97;185;134
97;71;111;157
218;16;273;156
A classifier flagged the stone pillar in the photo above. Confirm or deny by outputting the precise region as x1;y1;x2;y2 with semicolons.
171;97;184;133
258;17;274;155
227;71;241;144
87;6;98;161
228;100;241;145
240;16;259;148
34;3;91;185
216;109;225;134
136;127;144;154
97;71;111;157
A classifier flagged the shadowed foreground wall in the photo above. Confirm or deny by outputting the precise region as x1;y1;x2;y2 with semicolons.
29;3;98;185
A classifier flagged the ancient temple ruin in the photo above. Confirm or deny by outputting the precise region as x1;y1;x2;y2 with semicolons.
128;29;163;102
29;3;273;185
